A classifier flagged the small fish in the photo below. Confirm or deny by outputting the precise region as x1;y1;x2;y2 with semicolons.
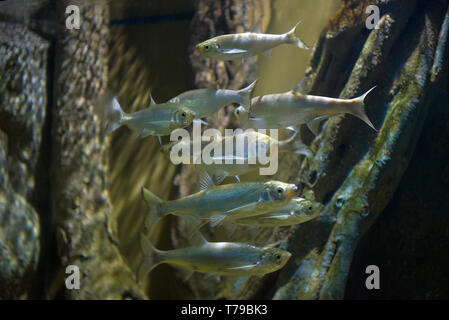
137;233;291;282
230;197;323;227
94;94;195;137
142;180;298;230
196;19;309;61
168;80;257;118
161;131;312;184
234;87;378;135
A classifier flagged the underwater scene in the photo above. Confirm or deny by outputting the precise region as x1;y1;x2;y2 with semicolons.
0;0;448;301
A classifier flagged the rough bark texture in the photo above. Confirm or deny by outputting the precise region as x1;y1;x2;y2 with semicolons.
0;22;47;299
50;1;145;299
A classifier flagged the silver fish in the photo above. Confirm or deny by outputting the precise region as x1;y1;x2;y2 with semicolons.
196;20;309;61
137;233;291;282
168;80;257;118
161;130;312;184
94;95;195;137
230;197;323;227
234;87;377;135
142;180;298;230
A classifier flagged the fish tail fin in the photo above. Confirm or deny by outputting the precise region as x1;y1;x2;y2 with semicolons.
286;19;309;50
136;233;160;283
352;86;378;132
141;187;164;232
238;79;257;111
93;92;126;134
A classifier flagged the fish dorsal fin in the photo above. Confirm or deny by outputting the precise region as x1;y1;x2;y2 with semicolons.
149;91;156;106
199;169;215;191
265;240;283;248
213;171;229;185
189;230;209;246
291;91;304;97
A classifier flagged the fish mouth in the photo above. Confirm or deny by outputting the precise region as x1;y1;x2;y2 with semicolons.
281;252;292;266
286;185;298;202
188;113;195;124
196;44;203;53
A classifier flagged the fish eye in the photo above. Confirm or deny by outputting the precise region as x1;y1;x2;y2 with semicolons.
275;254;282;261
236;109;240;115
205;45;209;50
276;187;284;195
308;206;313;211
181;112;186;118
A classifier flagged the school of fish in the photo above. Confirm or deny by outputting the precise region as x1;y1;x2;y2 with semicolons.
94;17;378;284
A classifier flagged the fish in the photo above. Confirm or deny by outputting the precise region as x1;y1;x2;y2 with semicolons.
141;180;298;230
137;233;291;282
168;80;257;118
94;94;195;137
196;19;309;61
234;87;378;135
229;197;323;227
161;130;312;184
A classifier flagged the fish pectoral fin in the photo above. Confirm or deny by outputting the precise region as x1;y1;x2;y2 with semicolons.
218;202;259;222
199;169;215;191
140;129;155;138
234;175;241;182
210;214;227;227
221;48;248;54
226;264;257;271
260;215;289;220
193;118;210;126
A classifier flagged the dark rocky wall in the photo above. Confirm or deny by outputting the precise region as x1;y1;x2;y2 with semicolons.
0;22;47;299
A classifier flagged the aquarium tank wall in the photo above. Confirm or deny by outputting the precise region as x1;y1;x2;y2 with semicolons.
0;0;448;300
